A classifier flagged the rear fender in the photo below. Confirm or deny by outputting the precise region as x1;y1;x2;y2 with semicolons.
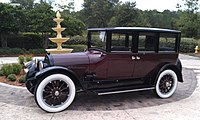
154;64;183;85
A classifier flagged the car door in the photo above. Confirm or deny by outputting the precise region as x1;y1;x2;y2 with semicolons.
133;32;159;78
107;32;135;79
107;52;135;79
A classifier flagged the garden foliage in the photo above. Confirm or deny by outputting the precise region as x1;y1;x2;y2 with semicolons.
7;74;17;81
1;64;22;76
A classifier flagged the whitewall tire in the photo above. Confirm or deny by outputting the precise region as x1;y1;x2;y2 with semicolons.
34;74;76;113
155;70;178;99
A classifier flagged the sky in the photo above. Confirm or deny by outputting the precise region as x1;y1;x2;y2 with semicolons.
73;0;184;12
0;0;186;12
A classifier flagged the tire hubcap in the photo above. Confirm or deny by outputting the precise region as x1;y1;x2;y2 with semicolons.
159;74;174;94
54;91;60;96
42;80;69;106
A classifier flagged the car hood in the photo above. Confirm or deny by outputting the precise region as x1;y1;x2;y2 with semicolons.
51;52;89;67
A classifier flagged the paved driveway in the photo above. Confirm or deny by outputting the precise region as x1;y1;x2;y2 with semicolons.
0;54;199;120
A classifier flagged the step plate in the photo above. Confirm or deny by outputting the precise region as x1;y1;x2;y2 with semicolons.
97;87;155;95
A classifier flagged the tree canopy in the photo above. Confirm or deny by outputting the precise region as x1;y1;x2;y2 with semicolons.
1;0;200;48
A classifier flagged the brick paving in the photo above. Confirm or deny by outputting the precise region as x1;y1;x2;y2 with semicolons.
0;54;199;120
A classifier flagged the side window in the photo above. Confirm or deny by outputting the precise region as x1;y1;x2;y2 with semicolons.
90;31;106;50
111;33;132;52
138;33;157;52
159;33;176;52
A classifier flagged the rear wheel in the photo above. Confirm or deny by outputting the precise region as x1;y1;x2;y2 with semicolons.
155;69;178;98
34;74;76;112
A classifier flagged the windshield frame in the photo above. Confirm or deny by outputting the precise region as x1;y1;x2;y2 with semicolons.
87;30;107;52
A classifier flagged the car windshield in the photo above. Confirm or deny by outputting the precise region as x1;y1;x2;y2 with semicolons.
88;31;106;50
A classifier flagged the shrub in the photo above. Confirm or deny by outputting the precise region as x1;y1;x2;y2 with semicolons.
0;70;3;76
0;63;22;76
9;48;24;54
63;44;87;52
12;63;22;75
18;75;26;83
7;33;43;49
29;49;46;54
0;48;24;55
1;64;13;76
7;74;16;81
25;56;33;62
67;36;87;45
18;55;25;64
0;48;47;55
48;44;87;52
180;38;199;53
159;38;199;53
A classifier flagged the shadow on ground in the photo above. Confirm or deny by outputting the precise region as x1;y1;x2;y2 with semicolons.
0;68;197;111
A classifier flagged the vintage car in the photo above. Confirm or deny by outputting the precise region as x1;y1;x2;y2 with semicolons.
25;27;183;112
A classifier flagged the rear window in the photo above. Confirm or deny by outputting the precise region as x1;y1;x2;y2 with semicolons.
138;33;157;53
159;33;176;52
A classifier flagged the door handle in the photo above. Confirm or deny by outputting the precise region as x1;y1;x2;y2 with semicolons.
132;56;136;60
136;56;140;60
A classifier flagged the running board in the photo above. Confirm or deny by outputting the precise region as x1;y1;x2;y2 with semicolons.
97;87;155;95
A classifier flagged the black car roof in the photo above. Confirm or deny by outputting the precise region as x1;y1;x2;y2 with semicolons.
88;27;181;33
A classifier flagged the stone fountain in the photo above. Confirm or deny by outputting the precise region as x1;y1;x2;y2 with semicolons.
46;11;73;54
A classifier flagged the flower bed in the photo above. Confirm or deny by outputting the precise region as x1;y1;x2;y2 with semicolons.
0;56;32;87
0;74;25;87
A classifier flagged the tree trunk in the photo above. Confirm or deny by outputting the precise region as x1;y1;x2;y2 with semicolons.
1;33;7;48
44;32;49;49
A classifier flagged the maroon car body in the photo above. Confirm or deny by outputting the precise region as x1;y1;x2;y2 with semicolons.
25;27;183;112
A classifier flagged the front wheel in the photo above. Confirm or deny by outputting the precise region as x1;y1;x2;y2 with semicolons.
34;74;76;112
155;70;178;99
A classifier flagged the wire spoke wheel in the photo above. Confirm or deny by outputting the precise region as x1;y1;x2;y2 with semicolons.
43;80;69;106
159;74;174;94
155;70;178;98
34;74;76;113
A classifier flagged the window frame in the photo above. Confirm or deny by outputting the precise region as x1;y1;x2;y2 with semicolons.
158;33;179;53
109;31;134;53
87;30;107;52
88;30;181;54
137;32;159;53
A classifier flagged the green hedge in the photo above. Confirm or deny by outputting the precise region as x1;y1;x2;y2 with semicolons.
7;33;43;49
159;38;199;53
28;49;46;54
140;37;199;53
6;34;86;49
48;44;87;52
65;45;87;52
180;38;199;53
0;48;24;55
0;45;87;55
0;48;47;55
67;36;87;45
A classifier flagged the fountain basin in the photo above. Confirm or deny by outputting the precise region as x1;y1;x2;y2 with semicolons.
52;28;65;32
49;38;69;43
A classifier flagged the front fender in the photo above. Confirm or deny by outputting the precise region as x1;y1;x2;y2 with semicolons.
34;66;82;87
